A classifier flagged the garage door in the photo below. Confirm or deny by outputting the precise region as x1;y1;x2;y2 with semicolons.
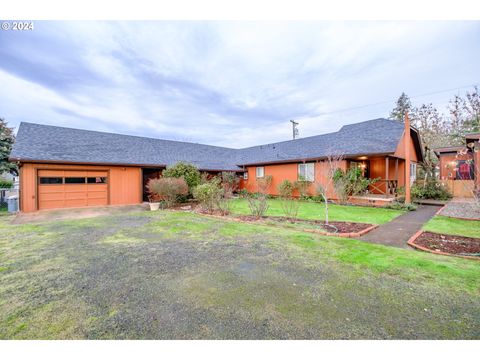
38;170;108;210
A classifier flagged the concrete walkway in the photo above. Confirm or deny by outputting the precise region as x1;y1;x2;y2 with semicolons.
359;205;441;248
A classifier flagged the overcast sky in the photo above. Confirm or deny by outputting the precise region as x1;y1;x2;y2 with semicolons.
0;21;479;147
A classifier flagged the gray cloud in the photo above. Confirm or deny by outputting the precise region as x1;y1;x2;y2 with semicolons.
0;21;479;147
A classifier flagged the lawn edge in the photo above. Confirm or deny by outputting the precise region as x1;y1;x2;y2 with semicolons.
407;230;480;261
434;213;480;222
191;211;379;238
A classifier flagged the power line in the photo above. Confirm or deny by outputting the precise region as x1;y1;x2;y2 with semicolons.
303;82;479;118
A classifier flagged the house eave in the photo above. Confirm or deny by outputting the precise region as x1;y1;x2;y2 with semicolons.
9;157;168;169
237;152;397;167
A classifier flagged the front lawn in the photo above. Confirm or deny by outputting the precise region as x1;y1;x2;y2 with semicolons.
229;198;403;224
423;216;480;239
1;209;479;339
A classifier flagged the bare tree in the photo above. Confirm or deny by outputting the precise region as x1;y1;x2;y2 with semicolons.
410;104;450;181
315;153;344;230
448;95;469;145
464;86;480;133
448;87;480;144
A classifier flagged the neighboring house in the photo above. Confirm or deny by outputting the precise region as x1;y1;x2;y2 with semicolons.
9;118;423;212
434;133;480;197
0;172;19;189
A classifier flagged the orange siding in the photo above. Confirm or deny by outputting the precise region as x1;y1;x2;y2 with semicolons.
20;163;142;212
241;160;347;198
241;157;412;198
394;130;419;162
369;157;387;193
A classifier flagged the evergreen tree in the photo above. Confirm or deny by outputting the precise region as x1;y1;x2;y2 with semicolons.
390;92;412;121
0;118;17;176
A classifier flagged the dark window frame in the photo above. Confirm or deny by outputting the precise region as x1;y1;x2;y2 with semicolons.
87;177;108;184
39;177;64;185
64;177;87;184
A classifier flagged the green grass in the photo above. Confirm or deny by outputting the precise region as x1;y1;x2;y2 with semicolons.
0;209;479;339
147;212;479;293
229;198;404;224
423;215;480;238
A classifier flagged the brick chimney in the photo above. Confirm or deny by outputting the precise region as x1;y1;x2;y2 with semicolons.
404;112;411;204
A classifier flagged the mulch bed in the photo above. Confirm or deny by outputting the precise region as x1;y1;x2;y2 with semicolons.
413;231;480;256
234;215;371;234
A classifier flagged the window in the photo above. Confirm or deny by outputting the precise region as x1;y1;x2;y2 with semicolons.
456;160;474;180
298;163;314;182
350;161;368;177
39;177;63;184
256;166;264;178
87;177;107;184
410;163;417;185
243;172;248;180
65;177;86;184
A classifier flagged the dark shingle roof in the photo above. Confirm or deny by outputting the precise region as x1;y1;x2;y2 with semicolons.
10;122;242;171
237;118;405;165
10;118;409;170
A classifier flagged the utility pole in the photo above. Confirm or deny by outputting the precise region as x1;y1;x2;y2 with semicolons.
290;120;299;140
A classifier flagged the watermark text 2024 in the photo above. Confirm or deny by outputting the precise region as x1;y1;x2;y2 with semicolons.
1;22;34;31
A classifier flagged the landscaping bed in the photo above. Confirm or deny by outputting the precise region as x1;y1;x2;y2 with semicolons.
411;231;480;258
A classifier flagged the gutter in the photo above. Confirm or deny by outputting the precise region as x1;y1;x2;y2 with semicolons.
8;157;243;172
236;152;396;167
8;157;168;168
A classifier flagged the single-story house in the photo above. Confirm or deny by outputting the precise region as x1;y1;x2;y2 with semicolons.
9;118;423;212
434;132;480;197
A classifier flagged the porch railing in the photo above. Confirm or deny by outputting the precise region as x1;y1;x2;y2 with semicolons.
369;179;398;197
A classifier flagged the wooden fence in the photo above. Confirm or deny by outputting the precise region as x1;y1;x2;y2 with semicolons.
439;180;475;198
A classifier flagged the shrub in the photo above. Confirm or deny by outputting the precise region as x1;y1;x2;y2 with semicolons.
146;177;189;207
221;171;239;197
277;180;300;219
294;178;312;199
199;172;210;184
256;175;273;194
278;179;295;198
162;162;201;194
385;201;417;211
238;189;250;198
411;180;452;200
247;194;269;218
193;179;224;213
333;167;377;203
0;178;13;189
247;175;272;218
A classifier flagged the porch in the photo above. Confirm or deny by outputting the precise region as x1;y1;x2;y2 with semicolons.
348;193;397;206
347;155;405;199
